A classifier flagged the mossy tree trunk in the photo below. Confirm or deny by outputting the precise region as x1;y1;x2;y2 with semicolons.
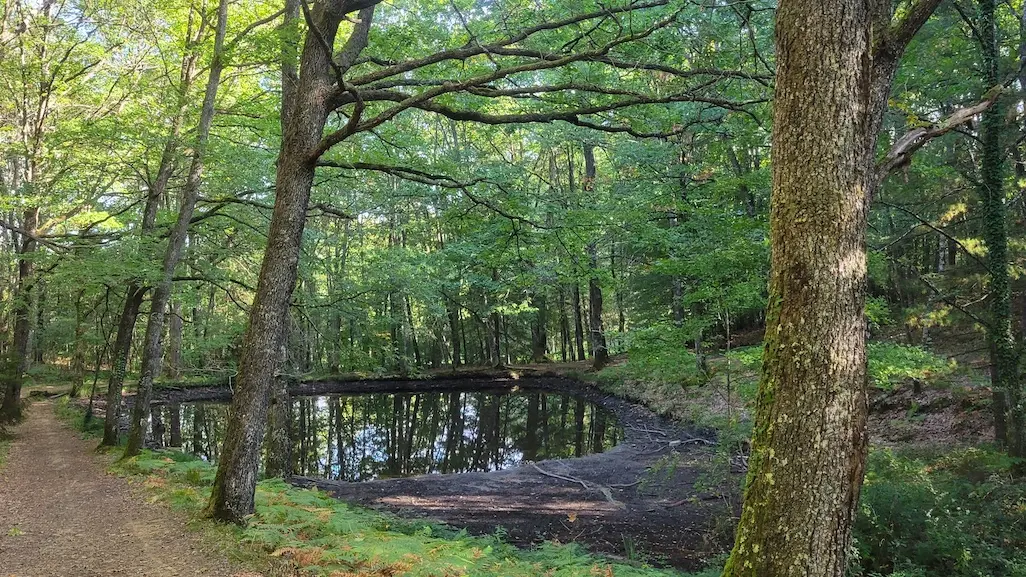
977;0;1022;455
722;0;944;573
720;0;873;574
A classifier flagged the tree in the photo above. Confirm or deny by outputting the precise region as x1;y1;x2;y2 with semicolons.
722;0;956;574
721;0;874;574
123;0;230;458
974;0;1022;458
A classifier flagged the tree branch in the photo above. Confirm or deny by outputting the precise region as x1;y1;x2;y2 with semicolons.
877;86;1002;185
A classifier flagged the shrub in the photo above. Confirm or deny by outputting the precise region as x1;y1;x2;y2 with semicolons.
597;323;706;389
852;448;1026;577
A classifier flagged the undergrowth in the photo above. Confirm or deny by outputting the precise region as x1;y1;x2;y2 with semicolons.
851;447;1026;577
596;338;958;425
117;451;689;577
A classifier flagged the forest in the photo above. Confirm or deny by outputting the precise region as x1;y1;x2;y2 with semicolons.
1;0;1025;576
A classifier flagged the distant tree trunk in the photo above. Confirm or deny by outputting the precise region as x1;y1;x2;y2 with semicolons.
405;295;422;367
572;284;586;361
166;300;183;380
206;3;377;523
721;0;873;574
530;292;548;363
582;144;608;369
587;245;608;369
447;304;462;369
124;0;229;458
1;207;38;420
558;287;570;362
70;290;87;397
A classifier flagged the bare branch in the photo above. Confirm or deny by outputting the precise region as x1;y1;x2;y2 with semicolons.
877;86;1002;185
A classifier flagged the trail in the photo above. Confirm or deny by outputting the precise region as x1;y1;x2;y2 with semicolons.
0;402;249;577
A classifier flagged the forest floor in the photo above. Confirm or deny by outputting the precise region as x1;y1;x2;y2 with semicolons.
0;402;260;577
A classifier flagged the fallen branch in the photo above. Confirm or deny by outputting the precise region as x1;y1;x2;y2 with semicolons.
530;463;626;509
531;463;588;490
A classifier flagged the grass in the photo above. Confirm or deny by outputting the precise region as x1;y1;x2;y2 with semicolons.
53;395;697;577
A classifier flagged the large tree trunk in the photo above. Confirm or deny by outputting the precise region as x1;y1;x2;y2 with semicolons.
0;207;38;421
720;0;872;574
124;0;228;458
205;3;375;523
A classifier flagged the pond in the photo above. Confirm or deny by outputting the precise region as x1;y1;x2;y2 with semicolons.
149;389;622;481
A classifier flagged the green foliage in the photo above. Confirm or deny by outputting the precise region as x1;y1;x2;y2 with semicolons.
866;342;955;390
116;451;687;577
53;397;104;438
866;296;894;330
720;341;956;390
852;448;1026;577
598;324;707;389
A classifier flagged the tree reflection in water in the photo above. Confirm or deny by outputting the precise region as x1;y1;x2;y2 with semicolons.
153;390;621;481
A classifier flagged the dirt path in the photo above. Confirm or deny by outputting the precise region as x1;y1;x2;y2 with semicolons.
0;402;248;577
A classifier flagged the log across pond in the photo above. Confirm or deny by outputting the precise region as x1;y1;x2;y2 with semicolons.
143;374;731;569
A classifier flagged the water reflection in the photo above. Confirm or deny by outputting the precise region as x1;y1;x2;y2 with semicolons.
154;390;621;481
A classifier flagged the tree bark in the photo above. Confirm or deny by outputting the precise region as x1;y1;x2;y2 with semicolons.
721;0;872;574
977;0;1020;455
1;207;38;420
206;2;376;523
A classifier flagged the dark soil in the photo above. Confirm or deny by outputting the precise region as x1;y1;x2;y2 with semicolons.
868;380;993;447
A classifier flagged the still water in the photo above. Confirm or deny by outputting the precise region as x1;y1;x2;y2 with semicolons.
150;390;621;481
